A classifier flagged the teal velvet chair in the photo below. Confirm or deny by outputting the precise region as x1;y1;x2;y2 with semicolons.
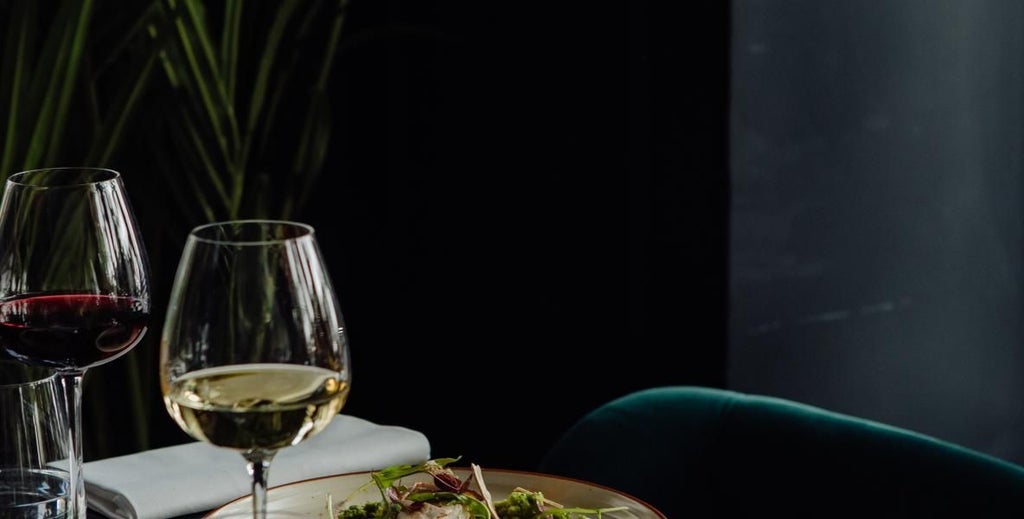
538;386;1024;517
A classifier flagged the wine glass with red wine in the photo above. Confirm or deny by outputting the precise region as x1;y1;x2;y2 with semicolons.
0;167;151;518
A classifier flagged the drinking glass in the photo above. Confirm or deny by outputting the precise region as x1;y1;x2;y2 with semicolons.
0;362;70;518
159;220;351;519
0;167;152;518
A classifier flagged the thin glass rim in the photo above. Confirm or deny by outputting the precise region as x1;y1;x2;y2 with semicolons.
189;219;316;246
0;362;59;390
6;167;121;189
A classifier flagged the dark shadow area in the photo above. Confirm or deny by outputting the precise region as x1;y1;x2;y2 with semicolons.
304;0;730;469
75;0;730;471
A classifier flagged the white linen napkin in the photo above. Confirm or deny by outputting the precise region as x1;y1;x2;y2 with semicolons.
81;415;431;519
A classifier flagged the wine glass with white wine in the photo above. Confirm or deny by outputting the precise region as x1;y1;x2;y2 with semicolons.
159;220;351;519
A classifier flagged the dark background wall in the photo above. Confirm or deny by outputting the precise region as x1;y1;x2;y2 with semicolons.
63;0;1024;476
729;0;1024;467
91;0;1024;475
86;0;731;470
305;0;731;470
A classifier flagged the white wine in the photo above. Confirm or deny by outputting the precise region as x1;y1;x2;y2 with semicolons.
164;363;348;451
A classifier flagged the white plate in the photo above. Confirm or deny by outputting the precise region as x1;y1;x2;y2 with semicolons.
204;467;666;518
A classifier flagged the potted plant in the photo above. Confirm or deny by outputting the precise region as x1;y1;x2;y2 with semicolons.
0;0;351;459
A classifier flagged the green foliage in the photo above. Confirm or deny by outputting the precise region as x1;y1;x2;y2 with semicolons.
0;0;351;459
146;0;349;225
0;0;156;174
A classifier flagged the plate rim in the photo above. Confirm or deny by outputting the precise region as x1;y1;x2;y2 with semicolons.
203;466;667;518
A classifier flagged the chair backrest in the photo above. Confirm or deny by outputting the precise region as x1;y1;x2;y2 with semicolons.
538;386;1024;517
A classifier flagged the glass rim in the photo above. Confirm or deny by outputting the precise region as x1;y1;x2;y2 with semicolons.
0;363;59;390
6;167;121;189
189;219;316;245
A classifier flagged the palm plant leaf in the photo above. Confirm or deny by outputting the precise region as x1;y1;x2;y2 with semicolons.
0;0;168;457
0;0;353;459
246;0;300;139
43;0;94;165
1;0;158;175
289;0;349;217
147;0;349;223
220;0;242;105
0;0;35;176
86;52;159;165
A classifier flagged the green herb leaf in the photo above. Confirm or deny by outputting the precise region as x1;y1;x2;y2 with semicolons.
370;457;462;490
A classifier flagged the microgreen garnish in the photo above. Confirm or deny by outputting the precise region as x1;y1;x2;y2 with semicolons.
334;457;632;518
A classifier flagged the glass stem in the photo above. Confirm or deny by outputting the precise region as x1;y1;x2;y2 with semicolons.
244;450;277;519
58;370;86;519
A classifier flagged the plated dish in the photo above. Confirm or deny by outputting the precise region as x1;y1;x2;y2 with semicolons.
205;466;665;518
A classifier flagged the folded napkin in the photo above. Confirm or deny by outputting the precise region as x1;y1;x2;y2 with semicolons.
82;415;431;519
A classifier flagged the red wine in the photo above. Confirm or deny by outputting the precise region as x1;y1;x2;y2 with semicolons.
0;294;149;370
